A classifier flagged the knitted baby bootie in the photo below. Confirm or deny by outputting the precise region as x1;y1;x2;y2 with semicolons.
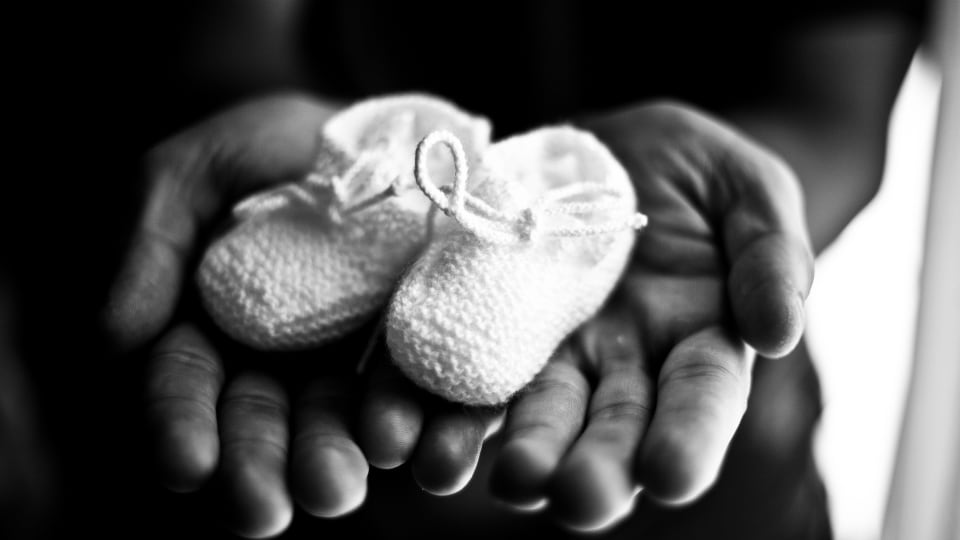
196;95;491;350
386;128;648;406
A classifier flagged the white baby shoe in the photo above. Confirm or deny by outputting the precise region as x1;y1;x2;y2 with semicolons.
196;95;491;350
386;127;647;406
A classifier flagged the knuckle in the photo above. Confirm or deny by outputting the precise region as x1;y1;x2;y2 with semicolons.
522;365;588;401
523;376;583;401
589;400;651;424
224;435;289;459
150;345;222;380
146;348;223;405
221;387;289;419
146;393;218;420
664;357;744;387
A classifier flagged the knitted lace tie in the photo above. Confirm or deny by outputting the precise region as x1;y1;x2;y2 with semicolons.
414;130;648;244
232;143;410;225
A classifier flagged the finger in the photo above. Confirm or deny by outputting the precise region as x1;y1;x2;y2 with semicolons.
412;401;504;496
291;376;368;518
718;146;814;358
216;372;292;538
636;326;752;505
727;230;813;358
358;358;424;470
103;96;336;353
489;345;588;509
548;327;653;532
145;324;224;493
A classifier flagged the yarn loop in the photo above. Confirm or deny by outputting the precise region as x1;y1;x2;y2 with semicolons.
414;130;648;245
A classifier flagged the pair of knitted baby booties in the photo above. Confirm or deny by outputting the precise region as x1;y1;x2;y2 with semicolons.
196;95;647;406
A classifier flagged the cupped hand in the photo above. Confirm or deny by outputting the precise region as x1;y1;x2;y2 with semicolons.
489;102;814;531
103;94;503;538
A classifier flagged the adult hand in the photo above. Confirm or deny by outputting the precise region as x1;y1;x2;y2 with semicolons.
102;94;503;538
489;102;814;531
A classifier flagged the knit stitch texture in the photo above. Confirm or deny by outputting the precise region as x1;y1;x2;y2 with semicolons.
387;127;645;405
196;95;491;350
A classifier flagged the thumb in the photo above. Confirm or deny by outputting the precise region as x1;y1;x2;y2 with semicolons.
102;94;337;353
718;142;814;358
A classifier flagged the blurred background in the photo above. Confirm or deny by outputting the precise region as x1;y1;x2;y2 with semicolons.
806;50;939;540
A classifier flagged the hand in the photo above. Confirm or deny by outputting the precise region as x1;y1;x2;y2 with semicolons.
488;102;814;531
103;94;503;538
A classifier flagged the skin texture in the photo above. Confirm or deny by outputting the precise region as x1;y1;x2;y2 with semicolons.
103;95;814;536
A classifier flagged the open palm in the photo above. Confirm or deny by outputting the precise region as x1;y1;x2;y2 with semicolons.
489;102;814;531
103;95;504;538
